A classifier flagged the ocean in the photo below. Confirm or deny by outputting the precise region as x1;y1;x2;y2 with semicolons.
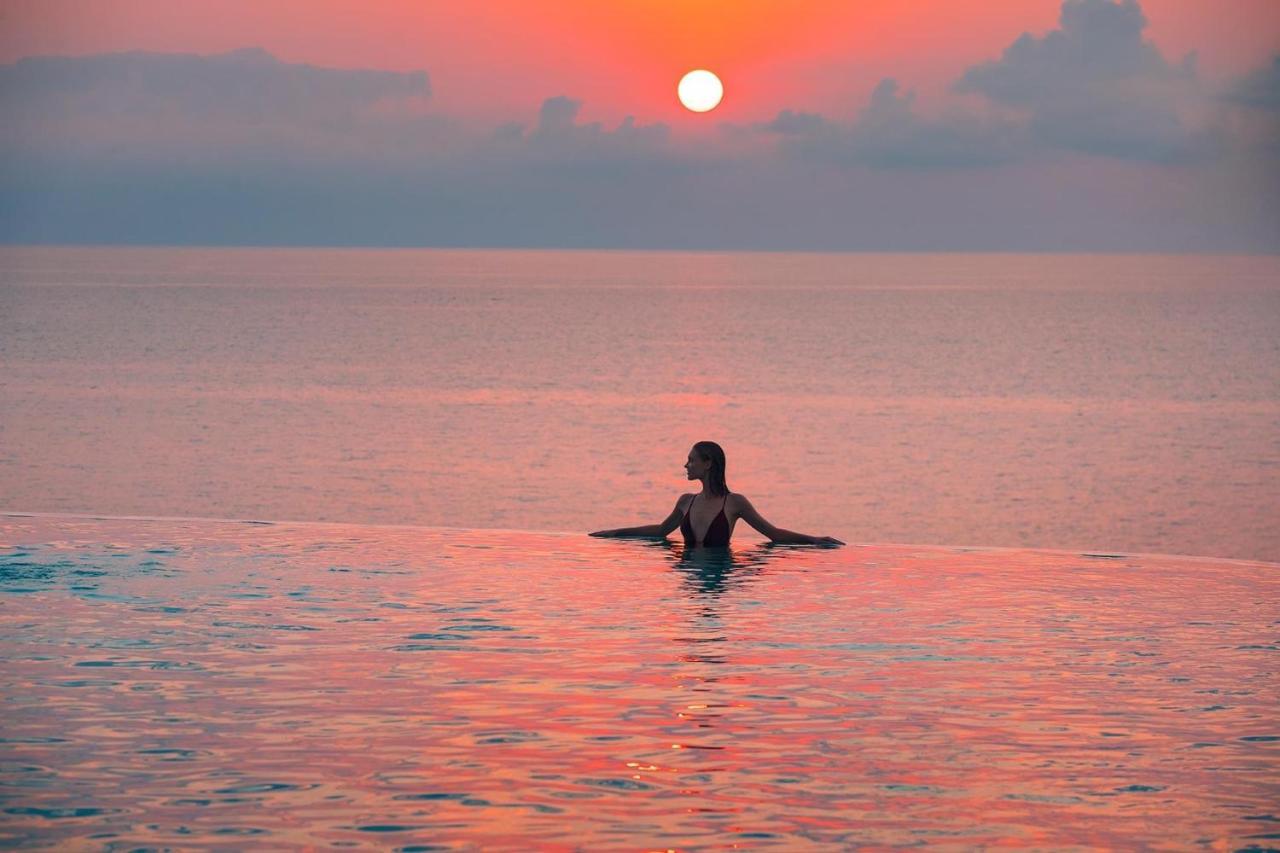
2;246;1277;848
1;515;1275;848
2;246;1277;560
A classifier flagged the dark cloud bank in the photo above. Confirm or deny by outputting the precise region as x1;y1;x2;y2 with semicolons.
1;0;1276;251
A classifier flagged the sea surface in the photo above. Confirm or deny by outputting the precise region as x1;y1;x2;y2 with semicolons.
1;514;1276;849
1;246;1278;559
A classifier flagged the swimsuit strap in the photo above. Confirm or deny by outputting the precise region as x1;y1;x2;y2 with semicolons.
684;494;697;518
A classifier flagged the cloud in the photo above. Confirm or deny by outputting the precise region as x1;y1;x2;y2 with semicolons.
511;95;670;160
753;79;1021;170
0;47;446;168
0;48;673;178
535;95;583;135
756;109;833;136
954;0;1210;162
845;79;1023;169
1224;55;1280;111
754;1;1219;168
0;35;1273;252
0;46;431;124
0;49;683;248
956;0;1171;106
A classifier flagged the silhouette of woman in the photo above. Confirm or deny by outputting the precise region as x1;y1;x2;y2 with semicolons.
590;441;844;547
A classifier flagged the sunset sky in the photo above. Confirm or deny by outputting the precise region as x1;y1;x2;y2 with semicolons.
2;0;1277;250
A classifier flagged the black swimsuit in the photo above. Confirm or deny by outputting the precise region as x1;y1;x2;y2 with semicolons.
681;494;731;547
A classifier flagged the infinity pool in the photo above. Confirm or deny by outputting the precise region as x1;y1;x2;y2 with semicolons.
1;515;1275;849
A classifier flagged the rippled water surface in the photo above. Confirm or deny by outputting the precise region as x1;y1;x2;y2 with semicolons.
1;515;1276;849
3;247;1278;561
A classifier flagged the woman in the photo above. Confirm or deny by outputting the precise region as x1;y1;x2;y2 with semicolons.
590;441;844;547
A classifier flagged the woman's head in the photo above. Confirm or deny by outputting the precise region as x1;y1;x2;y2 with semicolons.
686;441;729;496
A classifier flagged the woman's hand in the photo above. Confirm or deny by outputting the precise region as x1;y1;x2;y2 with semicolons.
810;535;845;546
589;529;619;537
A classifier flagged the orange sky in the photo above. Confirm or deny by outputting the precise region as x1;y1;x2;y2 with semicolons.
2;0;1277;127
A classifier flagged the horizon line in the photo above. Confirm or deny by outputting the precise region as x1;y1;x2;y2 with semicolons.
3;241;1277;258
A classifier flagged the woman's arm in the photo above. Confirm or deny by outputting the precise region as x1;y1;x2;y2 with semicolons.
732;495;844;545
590;496;689;538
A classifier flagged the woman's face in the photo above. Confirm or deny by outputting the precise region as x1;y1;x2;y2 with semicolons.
685;448;710;480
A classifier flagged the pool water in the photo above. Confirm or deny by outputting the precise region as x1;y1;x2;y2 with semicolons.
1;514;1276;849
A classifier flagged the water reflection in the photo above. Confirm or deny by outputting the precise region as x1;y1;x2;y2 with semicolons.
638;539;779;600
3;516;1277;850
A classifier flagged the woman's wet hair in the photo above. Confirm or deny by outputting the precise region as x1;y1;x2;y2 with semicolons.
692;441;729;496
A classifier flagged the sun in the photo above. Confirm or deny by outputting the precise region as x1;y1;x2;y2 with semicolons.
677;70;724;113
